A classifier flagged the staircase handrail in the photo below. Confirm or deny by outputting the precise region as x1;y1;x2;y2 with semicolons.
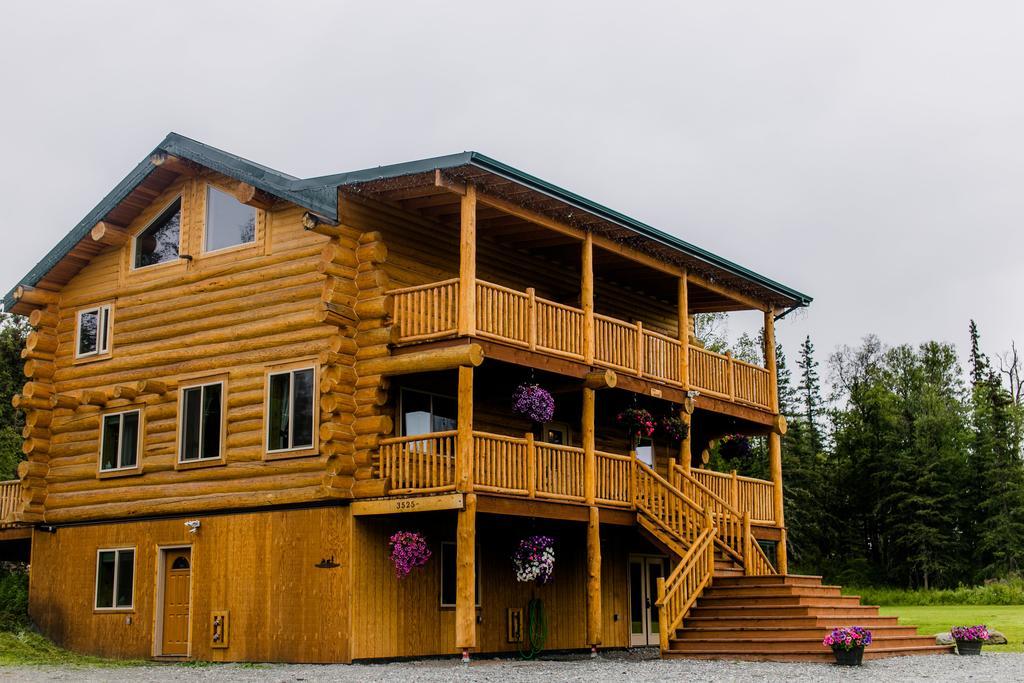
672;463;778;576
655;521;716;652
633;460;707;549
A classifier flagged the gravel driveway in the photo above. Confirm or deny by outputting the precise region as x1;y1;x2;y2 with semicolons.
2;649;1023;682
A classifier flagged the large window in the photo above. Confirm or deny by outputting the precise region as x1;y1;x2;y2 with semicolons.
439;541;480;607
266;367;315;454
95;548;135;610
100;410;140;472
133;197;181;269
76;305;111;359
205;185;256;252
400;389;456;436
179;382;224;462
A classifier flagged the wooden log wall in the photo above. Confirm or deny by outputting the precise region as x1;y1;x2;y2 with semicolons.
14;171;354;523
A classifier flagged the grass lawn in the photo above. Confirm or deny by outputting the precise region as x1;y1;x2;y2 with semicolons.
0;630;146;667
879;605;1024;653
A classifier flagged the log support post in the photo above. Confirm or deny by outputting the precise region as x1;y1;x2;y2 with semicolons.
456;366;474;493
458;184;477;336
455;492;477;654
764;306;787;574
583;386;596;505
678;272;689;388
582;232;595;365
586;505;602;650
679;399;693;474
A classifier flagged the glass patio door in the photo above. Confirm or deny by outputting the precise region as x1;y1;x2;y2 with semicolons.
629;555;666;646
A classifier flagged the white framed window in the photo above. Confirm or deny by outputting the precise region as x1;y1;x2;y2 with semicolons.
636;437;654;467
100;409;140;472
179;381;224;463
399;388;456;437
439;541;480;607
266;366;316;454
205;185;256;253
76;305;112;359
133;196;182;269
95;547;135;610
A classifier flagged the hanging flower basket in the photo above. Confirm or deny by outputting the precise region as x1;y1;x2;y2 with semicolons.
951;625;989;655
660;415;689;443
618;408;655;445
512;383;555;423
719;434;752;461
822;626;872;666
513;535;556;585
388;531;432;578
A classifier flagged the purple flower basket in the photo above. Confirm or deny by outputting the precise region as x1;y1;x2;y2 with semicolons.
512;383;555;424
389;531;432;579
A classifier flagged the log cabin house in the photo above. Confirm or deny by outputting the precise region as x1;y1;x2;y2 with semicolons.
1;134;951;663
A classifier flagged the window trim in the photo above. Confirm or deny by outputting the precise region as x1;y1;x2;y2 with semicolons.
176;378;227;469
264;363;319;458
74;304;113;360
97;408;143;477
202;183;258;256
130;194;184;272
94;547;136;612
439;541;481;608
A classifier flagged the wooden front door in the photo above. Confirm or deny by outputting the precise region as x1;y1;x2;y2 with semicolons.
629;555;666;646
161;548;192;656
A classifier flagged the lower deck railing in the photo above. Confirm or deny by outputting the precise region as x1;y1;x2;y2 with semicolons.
0;480;21;528
390;278;774;410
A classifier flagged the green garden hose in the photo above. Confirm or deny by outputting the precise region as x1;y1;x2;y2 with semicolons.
518;597;547;660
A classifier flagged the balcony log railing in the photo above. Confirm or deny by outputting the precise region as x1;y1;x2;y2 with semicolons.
390;278;774;411
379;431;458;494
688;467;775;525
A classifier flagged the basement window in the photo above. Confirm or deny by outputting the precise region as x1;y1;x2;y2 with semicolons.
100;410;140;472
179;382;224;462
439;541;480;607
76;304;112;359
95;548;135;610
133;197;181;268
266;366;316;454
205;185;256;252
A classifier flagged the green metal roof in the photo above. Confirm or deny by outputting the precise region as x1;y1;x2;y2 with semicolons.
4;135;812;311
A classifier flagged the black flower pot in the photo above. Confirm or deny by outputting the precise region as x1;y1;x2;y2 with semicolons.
955;639;983;656
832;646;865;666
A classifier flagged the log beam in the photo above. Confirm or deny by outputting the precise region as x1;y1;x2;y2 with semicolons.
90;221;130;247
455;492;477;652
360;344;484;377
586;505;602;648
302;212;345;238
233;182;276;210
583;368;616;390
13;286;59;308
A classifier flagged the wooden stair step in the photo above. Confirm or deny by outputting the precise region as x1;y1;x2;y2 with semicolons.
690;605;882;618
683;615;903;629
701;584;843;598
711;574;824;587
667;635;942;654
663;644;954;662
697;594;864;607
672;625;921;640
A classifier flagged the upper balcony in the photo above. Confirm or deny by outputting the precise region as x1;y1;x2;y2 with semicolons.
390;277;775;413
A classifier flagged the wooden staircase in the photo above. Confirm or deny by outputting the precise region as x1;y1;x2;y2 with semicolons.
663;573;954;661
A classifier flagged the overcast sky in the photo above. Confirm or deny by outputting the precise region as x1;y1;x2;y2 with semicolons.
1;1;1021;376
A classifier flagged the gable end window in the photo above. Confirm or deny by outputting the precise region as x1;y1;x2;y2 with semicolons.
266;367;316;454
179;382;224;462
205;185;256;252
100;410;140;472
133;197;181;269
95;548;134;610
76;305;112;359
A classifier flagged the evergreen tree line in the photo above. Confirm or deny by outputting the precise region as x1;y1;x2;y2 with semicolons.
731;323;1024;589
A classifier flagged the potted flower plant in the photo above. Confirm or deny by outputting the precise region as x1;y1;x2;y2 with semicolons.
617;408;655;446
512;383;555;424
951;625;989;655
660;415;689;443
513;535;556;585
822;626;872;666
388;531;432;578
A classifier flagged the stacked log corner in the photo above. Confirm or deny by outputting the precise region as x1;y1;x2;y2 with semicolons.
318;234;361;497
350;230;394;498
14;298;59;522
